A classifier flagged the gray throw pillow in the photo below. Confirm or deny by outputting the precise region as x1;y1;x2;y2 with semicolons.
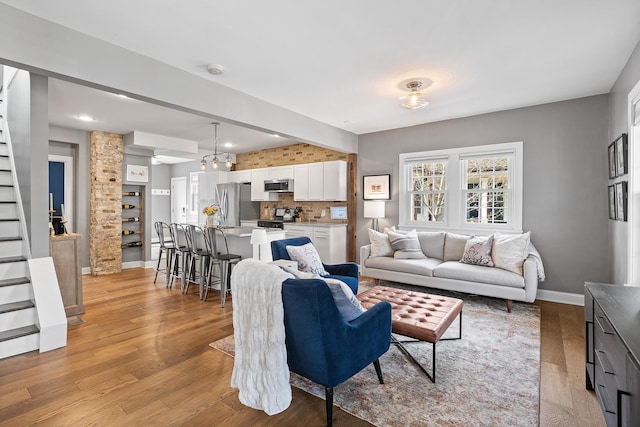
443;233;470;261
417;231;446;259
388;229;422;254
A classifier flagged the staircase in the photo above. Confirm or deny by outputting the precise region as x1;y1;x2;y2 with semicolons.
0;98;41;359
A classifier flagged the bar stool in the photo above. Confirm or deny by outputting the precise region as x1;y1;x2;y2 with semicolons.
205;227;242;307
168;223;191;290
185;225;210;297
154;221;175;285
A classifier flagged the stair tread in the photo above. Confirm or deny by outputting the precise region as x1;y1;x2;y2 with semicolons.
0;218;19;221
0;184;14;187
0;256;27;264
0;201;16;204
0;236;22;242
0;300;34;314
0;277;30;287
0;325;39;343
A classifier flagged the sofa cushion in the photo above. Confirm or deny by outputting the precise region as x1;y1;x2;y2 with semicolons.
367;228;394;257
416;231;445;260
286;242;328;275
460;235;494;267
388;229;423;257
433;261;525;288
492;232;531;276
394;250;427;259
443;233;470;261
365;256;442;277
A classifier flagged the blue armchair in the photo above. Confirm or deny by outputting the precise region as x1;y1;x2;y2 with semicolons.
271;237;359;293
282;278;392;427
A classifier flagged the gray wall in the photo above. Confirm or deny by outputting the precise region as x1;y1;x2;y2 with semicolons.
358;95;609;295
49;126;91;267
608;39;640;284
7;70;49;257
151;164;172;239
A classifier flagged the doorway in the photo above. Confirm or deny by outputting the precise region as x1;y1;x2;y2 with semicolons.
171;177;187;224
48;154;74;233
628;79;640;286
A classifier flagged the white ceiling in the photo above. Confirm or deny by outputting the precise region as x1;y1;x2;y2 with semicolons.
5;1;640;157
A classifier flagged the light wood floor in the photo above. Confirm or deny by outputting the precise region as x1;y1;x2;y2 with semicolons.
0;269;604;426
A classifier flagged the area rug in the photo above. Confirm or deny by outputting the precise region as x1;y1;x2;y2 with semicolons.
210;281;540;426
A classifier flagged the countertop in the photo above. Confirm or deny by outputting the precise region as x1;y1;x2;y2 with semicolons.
216;226;285;238
285;222;347;228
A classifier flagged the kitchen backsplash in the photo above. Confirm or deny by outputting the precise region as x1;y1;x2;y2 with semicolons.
259;193;347;223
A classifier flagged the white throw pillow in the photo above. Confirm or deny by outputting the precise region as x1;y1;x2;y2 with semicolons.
286;243;328;275
368;228;394;257
492;232;531;276
460;235;494;267
388;229;424;258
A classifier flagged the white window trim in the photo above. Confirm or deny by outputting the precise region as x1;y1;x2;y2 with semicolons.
399;141;523;235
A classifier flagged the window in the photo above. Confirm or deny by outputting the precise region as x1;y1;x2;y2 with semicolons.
409;159;447;222
399;142;522;233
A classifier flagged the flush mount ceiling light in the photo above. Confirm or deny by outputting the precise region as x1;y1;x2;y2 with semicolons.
206;64;224;75
399;81;429;110
201;122;233;170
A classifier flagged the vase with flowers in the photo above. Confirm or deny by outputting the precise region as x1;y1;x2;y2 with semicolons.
202;204;221;227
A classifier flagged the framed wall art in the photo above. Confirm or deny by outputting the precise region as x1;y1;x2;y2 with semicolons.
608;185;617;220
608;141;617;179
127;164;149;183
363;174;391;200
614;133;628;177
615;181;628;222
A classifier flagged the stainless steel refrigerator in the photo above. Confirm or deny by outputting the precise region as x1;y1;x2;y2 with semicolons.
216;182;260;226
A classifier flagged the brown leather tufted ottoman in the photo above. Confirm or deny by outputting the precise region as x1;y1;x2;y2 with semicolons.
357;286;463;382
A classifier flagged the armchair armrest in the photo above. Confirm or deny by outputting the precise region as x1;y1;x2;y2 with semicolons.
324;262;359;278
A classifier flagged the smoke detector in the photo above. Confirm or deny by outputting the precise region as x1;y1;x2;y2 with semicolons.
206;64;224;75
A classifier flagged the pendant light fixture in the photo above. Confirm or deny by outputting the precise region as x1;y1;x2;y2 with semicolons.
399;81;429;110
200;122;234;170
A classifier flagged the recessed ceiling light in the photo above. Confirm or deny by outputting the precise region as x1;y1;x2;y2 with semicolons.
77;115;94;122
117;94;130;99
224;142;233;148
272;133;280;138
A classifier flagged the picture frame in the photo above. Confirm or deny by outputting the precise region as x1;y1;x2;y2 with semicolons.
614;133;628;177
363;174;391;200
608;141;617;179
615;181;628;222
608;185;617;220
126;164;149;183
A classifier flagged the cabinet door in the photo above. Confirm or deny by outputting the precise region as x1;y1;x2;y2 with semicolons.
312;228;331;262
294;164;309;201
285;225;313;239
270;166;294;180
250;168;278;201
323;160;347;201
229;170;252;183
624;354;640;427
307;163;324;201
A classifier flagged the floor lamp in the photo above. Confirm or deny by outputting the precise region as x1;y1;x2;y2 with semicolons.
364;201;385;232
250;228;269;261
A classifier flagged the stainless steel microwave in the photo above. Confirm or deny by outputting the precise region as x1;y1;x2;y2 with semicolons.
264;178;294;192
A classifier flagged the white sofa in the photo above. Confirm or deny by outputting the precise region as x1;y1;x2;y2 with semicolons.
359;231;542;312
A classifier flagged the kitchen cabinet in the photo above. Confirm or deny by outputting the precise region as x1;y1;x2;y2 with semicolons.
268;166;294;180
323;160;347;201
250;168;278;201
228;170;251;183
307;163;324;201
283;224;346;264
198;171;228;201
585;282;640;427
294;161;347;201
293;164;309;200
240;220;258;228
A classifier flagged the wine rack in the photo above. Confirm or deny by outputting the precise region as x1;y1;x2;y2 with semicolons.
122;185;144;254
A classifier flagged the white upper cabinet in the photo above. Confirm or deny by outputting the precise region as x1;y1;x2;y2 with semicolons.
323;160;347;201
268;166;294;180
307;162;324;201
293;160;347;201
250;168;278;201
293;164;310;201
228;170;251;183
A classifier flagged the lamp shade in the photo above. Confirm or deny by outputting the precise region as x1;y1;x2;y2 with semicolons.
250;228;268;245
363;201;385;219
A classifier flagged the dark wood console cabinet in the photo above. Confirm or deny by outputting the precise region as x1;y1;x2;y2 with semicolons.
585;282;640;426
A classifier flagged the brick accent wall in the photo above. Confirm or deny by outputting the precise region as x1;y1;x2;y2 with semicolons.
236;143;350;222
89;131;123;275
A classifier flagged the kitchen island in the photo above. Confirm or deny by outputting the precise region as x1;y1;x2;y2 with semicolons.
214;226;285;261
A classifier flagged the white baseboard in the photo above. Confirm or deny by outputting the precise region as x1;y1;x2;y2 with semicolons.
82;261;155;275
82;267;91;275
536;289;584;306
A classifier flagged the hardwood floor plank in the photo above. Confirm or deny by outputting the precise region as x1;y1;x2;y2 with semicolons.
0;269;607;426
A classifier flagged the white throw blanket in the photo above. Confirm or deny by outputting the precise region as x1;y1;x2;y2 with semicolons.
528;243;546;281
230;259;294;415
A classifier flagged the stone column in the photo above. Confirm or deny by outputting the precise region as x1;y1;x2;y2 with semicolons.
89;131;123;275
